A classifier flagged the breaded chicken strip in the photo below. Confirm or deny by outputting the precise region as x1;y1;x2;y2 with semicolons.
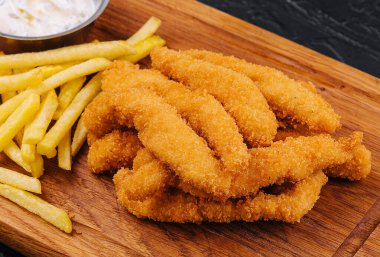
83;92;133;139
87;128;369;198
102;61;250;171
234;133;360;196
326;143;371;181
84;89;232;198
87;130;142;173
92;126;361;201
151;47;277;147
274;129;371;181
178;133;364;199
83;87;367;199
117;149;173;201
114;170;328;223
184;49;341;133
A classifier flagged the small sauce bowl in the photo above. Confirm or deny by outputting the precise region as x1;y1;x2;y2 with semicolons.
0;0;109;54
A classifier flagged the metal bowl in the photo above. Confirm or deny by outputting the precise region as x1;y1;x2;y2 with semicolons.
0;0;109;54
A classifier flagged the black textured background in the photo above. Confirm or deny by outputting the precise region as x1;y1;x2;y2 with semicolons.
1;0;379;256
200;0;380;77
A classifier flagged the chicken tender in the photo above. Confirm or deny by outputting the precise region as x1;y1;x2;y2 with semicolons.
233;133;361;196
84;86;365;200
83;92;133;139
83;46;372;224
102;61;250;172
117;149;174;201
326;143;371;180
184;49;341;133
274;128;371;181
84;88;232;198
151;47;277;147
114;170;327;223
87;130;142;173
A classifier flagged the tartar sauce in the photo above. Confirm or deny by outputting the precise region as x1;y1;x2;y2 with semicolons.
0;0;97;37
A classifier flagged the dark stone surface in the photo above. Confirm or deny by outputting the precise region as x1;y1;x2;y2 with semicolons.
200;0;380;77
1;1;379;256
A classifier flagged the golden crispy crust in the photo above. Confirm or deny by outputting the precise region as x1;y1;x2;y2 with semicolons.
87;130;142;174
151;47;277;147
83;82;366;199
116;149;173;201
102;61;249;172
326;142;371;180
184;49;341;133
83;47;371;223
83;93;133;139
88;88;230;197
106;131;363;201
115;171;328;223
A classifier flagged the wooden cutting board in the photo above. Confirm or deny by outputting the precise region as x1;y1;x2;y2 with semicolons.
0;0;379;256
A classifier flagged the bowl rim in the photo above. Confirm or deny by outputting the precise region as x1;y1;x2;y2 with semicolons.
0;0;110;40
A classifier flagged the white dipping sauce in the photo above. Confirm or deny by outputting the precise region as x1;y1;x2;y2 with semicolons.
0;0;98;37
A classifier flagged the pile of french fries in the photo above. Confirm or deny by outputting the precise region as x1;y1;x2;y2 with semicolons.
0;17;165;233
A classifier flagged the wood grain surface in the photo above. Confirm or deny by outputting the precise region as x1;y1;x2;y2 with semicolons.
0;0;379;256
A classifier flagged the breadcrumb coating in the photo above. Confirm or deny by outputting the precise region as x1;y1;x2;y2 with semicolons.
82;48;371;223
274;129;371;181
89;88;232;198
184;49;341;133
326;138;371;181
114;170;327;223
83;83;366;200
117;149;173;201
87;130;142;174
83;92;133;139
151;47;277;146
102;61;250;172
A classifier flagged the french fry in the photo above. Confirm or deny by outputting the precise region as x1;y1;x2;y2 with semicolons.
13;64;69;79
52;109;63;120
58;76;86;109
39;64;74;79
0;167;41;193
12;67;31;74
0;184;72;233
37;74;102;155
0;70;11;76
119;35;166;63
0;40;135;69
0;93;40;152
71;116;88;156
45;148;57;159
0;68;43;93
14;129;24;148
53;77;86;119
1;91;17;103
0;91;30;124
21;143;36;162
0;52;11;76
127;17;162;46
31;153;44;178
0;58;108;124
23;90;58;144
14;129;24;147
3;141;32;173
33;58;110;95
58;131;72;170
